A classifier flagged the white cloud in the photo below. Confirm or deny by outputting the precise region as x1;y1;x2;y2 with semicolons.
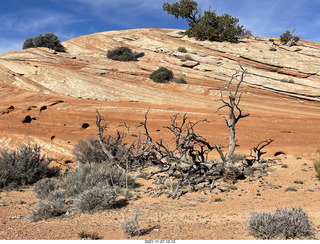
0;9;83;34
59;0;168;29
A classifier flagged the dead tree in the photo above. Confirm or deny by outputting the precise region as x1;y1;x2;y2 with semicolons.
251;139;274;162
93;67;274;199
217;66;250;161
96;110;115;162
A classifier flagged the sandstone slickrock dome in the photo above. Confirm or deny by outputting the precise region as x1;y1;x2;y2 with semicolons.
0;29;319;162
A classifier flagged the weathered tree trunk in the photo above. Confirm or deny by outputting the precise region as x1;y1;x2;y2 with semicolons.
217;66;249;161
226;123;236;160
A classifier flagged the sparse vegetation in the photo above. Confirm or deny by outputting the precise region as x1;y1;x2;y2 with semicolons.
121;210;141;237
78;231;101;240
107;46;144;61
314;160;320;180
313;150;320;180
163;0;249;42
92;66;272;199
150;67;173;83
280;29;300;46
293;180;304;184
280;78;295;84
0;144;56;190
229;185;238;191
247;207;314;239
177;46;187;53
214;198;223;202
284;187;298;192
23;33;66;52
182;54;193;61
28;139;135;221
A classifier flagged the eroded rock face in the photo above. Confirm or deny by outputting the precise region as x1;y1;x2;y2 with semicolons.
1;29;319;102
0;28;319;160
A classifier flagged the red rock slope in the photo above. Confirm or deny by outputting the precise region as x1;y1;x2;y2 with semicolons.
0;29;319;163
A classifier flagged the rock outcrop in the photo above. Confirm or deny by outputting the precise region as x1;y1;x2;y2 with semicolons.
0;29;319;161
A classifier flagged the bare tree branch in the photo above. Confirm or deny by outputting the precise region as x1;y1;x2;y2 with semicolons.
251;139;274;161
95;110;115;162
216;66;250;161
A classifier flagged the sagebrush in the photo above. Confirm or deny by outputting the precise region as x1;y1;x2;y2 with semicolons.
28;195;66;222
121;210;140;237
247;207;314;239
60;163;135;197
33;178;59;200
73;184;116;213
0;144;56;189
72;137;128;165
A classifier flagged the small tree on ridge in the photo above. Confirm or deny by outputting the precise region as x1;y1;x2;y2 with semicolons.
23;33;66;52
163;0;247;42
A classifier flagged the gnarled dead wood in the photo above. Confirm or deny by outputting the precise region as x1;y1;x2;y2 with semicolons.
217;66;250;161
251;139;274;162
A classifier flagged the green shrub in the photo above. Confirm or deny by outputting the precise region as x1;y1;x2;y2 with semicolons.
73;184;116;213
177;46;187;53
186;11;244;42
150;67;173;83
280;29;300;46
60;163;135;197
33;178;59;200
0;144;56;189
22;33;65;52
247;207;314;239
107;46;144;61
163;0;247;43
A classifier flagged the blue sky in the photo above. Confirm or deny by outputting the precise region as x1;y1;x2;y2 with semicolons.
0;0;319;54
